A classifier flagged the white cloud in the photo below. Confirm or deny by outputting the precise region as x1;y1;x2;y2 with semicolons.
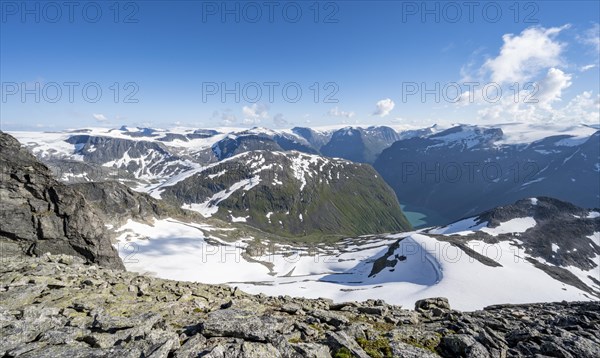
580;64;597;72
578;23;600;53
373;98;395;117
560;91;600;124
477;105;504;121
92;113;108;122
327;106;355;118
242;103;269;124
452;24;600;125
455;91;475;107
533;68;572;110
475;86;599;125
484;25;568;84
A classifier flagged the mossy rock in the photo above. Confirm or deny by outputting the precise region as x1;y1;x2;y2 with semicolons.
357;337;393;358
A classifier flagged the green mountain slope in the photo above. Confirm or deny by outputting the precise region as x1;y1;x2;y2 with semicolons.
159;150;411;240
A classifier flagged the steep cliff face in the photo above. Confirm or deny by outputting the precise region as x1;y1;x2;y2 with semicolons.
0;132;124;269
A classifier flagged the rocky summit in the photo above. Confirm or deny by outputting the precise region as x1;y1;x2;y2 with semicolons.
0;132;123;269
1;253;599;358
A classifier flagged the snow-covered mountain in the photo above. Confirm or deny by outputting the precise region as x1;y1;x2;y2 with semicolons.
9;124;412;183
375;123;600;225
154;150;411;237
4;129;599;311
115;196;599;310
10;122;599;231
9;126;412;239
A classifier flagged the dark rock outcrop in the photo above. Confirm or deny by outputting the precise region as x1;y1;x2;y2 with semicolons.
70;181;199;227
0;131;123;269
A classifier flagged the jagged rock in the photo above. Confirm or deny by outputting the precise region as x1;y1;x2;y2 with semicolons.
290;342;332;357
415;297;451;311
0;131;123;269
38;326;87;345
174;334;208;358
541;341;573;358
358;305;389;316
240;341;282;357
326;331;371;358
70;181;200;227
200;337;244;357
438;334;490;357
91;310;161;332
1;254;600;358
280;303;303;315
309;309;349;327
201;309;291;342
389;341;440;358
145;331;179;358
18;345;143;358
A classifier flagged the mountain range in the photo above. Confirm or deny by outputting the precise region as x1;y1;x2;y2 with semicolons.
375;123;600;224
2;126;599;311
11;122;598;228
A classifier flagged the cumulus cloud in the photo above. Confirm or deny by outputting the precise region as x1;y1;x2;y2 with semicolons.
533;68;572;110
484;25;568;84
242;103;269;124
373;98;395;117
477;105;504;121
92;113;108;122
474;86;598;125
327;106;355;118
449;23;600;125
560;91;600;124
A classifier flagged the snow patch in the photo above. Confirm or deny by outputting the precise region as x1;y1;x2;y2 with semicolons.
429;217;487;236
480;217;536;236
530;198;538;205
185;176;261;217
115;220;597;311
587;211;600;219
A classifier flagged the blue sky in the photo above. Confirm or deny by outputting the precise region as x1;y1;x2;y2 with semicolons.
1;0;599;130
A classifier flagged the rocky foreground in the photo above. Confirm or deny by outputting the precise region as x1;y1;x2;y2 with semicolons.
1;254;599;358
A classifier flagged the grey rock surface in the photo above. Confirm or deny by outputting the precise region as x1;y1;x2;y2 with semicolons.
0;131;123;269
1;253;599;357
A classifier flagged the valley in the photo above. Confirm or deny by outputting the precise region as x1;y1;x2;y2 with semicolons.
3;123;598;311
4;4;599;356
